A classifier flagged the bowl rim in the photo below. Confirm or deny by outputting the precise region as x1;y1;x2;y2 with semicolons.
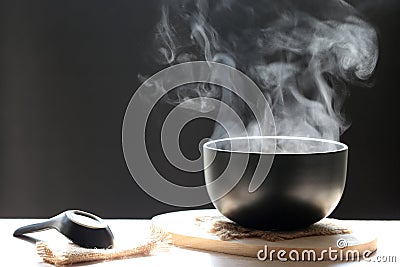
203;136;348;155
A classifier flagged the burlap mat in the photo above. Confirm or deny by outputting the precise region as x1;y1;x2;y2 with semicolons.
196;216;352;241
36;225;169;266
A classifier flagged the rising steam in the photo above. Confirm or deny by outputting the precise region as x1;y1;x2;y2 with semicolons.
153;0;378;142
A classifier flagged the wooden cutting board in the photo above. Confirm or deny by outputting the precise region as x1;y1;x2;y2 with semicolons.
152;209;377;261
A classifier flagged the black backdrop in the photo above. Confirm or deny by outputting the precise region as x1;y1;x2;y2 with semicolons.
0;0;399;219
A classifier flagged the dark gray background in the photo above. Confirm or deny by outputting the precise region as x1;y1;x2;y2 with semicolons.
0;0;399;219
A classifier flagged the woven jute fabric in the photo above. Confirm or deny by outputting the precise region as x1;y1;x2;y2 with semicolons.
36;225;169;266
196;216;352;242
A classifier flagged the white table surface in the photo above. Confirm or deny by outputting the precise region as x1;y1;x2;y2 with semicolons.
0;218;399;266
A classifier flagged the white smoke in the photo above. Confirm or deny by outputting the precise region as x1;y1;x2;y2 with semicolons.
153;0;378;143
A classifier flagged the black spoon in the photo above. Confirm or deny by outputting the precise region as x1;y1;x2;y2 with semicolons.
13;210;114;249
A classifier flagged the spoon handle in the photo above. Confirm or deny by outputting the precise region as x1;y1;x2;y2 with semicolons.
13;220;55;236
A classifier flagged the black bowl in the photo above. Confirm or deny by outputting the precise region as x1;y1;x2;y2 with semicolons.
203;136;348;230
